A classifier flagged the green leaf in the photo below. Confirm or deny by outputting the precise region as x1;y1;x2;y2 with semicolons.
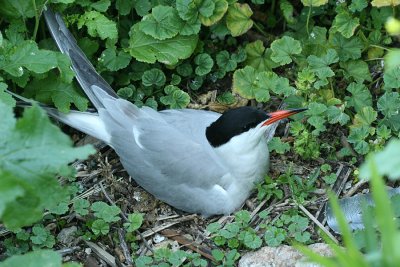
129;24;198;64
232;66;271;102
331;34;363;61
138;6;184;40
348;126;370;155
194;53;214;76
217;92;236;105
142;68;166;87
0;103;94;229
360;139;400;180
226;3;253;37
0;83;16;107
115;0;135;15
345;82;372;113
124;213;144;232
354;106;377;127
280;0;295;24
198;0;216;18
30;225;55;248
200;0;228;26
301;0;328;6
99;48;131;71
73;199;90;216
377;92;400;117
91;0;111;12
268;137;290;154
216;51;237;72
160;85;190;109
91;201;121;223
349;0;368;12
326;106;350;126
332;11;360;38
0;250;61;267
270;36;302;66
134;0;152;16
383;67;400;89
371;0;400;7
340;60;372;83
78;11;118;40
26;74;88;113
0;41;58;77
0;0;37;19
245;40;279;71
307;49;339;88
91;219;110;235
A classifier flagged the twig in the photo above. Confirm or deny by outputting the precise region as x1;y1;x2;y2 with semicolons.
139;214;197;239
344;180;368;197
118;229;133;266
298;204;338;244
85;241;116;267
161;229;215;262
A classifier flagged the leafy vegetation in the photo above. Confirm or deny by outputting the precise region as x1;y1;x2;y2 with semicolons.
1;0;400;266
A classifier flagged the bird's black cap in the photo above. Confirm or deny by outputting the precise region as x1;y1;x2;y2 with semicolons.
206;106;269;147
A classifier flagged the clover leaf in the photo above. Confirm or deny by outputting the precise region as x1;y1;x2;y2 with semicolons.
271;36;302;66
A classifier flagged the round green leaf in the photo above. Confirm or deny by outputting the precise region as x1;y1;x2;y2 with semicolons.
232;66;271;102
200;0;228;26
301;0;328;6
226;3;253;37
194;53;214;76
138;6;184;40
270;36;302;65
142;68;166;87
160;85;190;108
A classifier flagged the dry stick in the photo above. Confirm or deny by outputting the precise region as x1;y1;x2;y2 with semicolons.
118;229;133;267
161;229;216;262
139;214;197;239
99;182;154;254
344;180;368;197
298;204;339;244
85;241;117;267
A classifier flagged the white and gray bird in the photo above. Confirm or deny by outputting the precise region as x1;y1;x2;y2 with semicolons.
39;8;305;216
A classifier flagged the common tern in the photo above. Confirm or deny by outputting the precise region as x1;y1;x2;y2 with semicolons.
37;8;306;216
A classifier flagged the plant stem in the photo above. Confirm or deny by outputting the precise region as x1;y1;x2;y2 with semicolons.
306;6;312;36
369;44;391;51
253;22;268;37
31;0;39;40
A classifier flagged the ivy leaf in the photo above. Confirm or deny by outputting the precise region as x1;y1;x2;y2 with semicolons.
301;0;328;6
0;103;94;229
138;6;184;40
26;74;89;113
194;53;214;76
307;49;339;88
160;85;190;109
226;3;253;37
268;137;290;154
340;60;372;83
91;201;121;223
270;36;302;66
383;67;400;89
245;40;279;71
345;82;372;113
200;0;228;26
326;106;350;126
349;0;368;12
348;126;370;155
232;66;270;102
129;24;198;64
142;68;166;87
331;33;363;61
78;11;118;40
353;106;378;127
0;41;58;77
332;11;360;38
99;48;131;71
377;92;400;117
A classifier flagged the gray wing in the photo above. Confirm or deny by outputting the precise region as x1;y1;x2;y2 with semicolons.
43;8;118;109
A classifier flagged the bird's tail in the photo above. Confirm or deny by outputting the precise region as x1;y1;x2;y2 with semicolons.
10;91;111;143
43;7;118;110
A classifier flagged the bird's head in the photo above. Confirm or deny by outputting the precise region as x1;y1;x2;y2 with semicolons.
206;106;307;147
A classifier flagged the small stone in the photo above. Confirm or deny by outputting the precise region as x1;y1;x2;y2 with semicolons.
57;226;78;245
153;234;166;243
239;243;333;267
85;248;92;255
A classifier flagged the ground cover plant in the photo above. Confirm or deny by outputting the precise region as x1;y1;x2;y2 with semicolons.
1;0;400;266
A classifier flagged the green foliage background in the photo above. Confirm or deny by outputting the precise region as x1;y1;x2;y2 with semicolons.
1;0;400;265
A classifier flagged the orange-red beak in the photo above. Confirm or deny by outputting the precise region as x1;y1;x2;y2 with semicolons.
262;108;307;126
